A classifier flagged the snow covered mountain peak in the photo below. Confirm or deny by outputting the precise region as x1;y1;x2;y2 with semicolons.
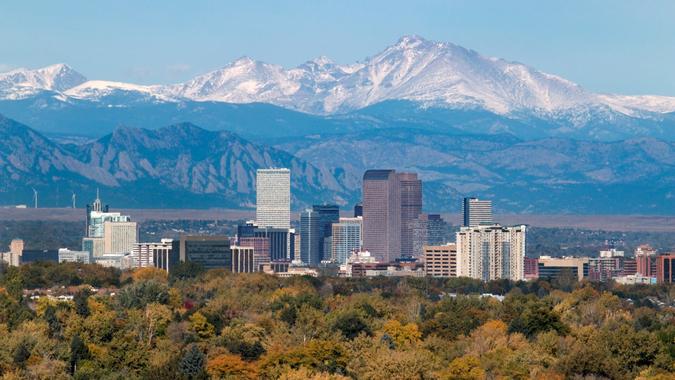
0;63;87;99
2;36;675;117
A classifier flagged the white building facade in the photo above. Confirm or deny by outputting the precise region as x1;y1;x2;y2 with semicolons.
456;224;526;281
255;168;291;229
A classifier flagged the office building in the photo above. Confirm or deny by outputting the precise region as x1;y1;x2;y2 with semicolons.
175;235;232;271
58;248;91;264
410;214;446;258
398;173;422;258
103;221;138;254
256;168;291;229
537;256;589;282
524;257;539;280
331;217;363;264
300;208;321;265
314;204;340;261
353;203;363;218
462;197;493;227
126;239;173;270
301;205;340;266
656;254;675;284
456;224;526;281
635;245;658;277
424;244;457;277
362;170;401;263
0;239;24;267
94;254;124;268
238;222;295;262
238;236;270;271
231;246;255;273
82;237;104;258
151;240;178;273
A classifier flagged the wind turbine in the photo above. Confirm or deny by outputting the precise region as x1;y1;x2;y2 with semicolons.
72;192;77;208
31;188;38;209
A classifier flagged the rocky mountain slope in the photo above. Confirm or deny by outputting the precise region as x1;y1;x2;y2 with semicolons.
0;115;351;208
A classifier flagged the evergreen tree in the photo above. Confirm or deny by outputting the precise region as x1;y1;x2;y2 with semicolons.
179;344;207;379
69;333;90;375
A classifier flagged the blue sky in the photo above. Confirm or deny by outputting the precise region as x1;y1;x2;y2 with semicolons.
1;0;674;95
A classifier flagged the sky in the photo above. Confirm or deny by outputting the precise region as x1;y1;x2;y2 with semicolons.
1;0;674;95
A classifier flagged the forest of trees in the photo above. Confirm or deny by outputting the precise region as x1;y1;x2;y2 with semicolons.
0;262;674;379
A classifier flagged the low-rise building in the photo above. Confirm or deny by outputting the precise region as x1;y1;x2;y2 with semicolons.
423;243;457;277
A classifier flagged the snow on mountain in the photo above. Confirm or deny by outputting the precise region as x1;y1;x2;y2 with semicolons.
3;36;675;117
64;80;173;103
0;64;87;99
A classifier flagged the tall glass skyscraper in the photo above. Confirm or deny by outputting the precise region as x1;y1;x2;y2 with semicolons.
256;168;291;229
362;170;401;263
398;172;422;258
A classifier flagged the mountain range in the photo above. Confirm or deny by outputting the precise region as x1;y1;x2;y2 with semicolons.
0;35;674;213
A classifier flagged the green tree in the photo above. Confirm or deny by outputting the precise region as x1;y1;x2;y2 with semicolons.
179;344;207;379
69;333;90;375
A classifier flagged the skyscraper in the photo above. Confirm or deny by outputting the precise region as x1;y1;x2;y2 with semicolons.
362;170;401;263
398;172;422;258
462;197;493;227
331;217;363;264
256;168;291;229
410;213;446;258
456;224;526;281
313;204;340;261
300;208;321;266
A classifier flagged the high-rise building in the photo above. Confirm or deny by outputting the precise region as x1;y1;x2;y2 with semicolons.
256;168;291;229
456;224;526;281
175;235;232;271
103;221;138;254
82;237;104;258
656;254;675;284
398;173;422;258
300;208;321;266
231;246;255;273
424;243;457;277
362;170;401;263
301;205;340;266
0;239;24;267
635;244;658;277
353;203;363;218
524;257;539;280
462;197;493;227
410;214;446;258
589;248;624;282
331;217;363;264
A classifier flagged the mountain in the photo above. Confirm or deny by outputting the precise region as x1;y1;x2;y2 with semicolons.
2;36;675;120
0;64;87;100
275;128;675;214
0;115;352;208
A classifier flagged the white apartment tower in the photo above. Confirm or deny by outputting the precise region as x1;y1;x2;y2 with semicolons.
456;224;526;281
256;168;291;229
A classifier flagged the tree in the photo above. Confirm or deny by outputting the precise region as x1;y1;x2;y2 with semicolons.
189;312;215;340
179;344;207;379
73;289;90;317
331;311;371;340
443;355;486;380
207;353;257;379
69;333;90;375
381;320;421;348
508;302;568;338
12;339;31;368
